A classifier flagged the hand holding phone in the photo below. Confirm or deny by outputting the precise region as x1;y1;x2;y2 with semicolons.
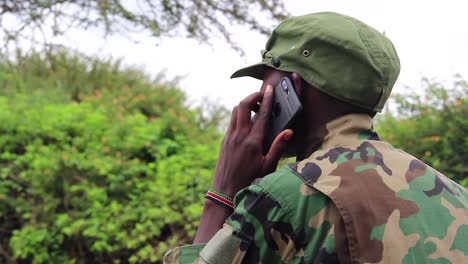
198;85;294;243
252;77;303;153
211;84;295;198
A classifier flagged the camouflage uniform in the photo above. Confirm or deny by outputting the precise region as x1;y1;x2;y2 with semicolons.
165;11;468;264
164;114;468;263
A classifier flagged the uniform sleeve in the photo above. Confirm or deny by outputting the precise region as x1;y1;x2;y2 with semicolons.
201;165;341;263
222;180;340;264
163;224;249;264
163;244;206;264
164;167;341;264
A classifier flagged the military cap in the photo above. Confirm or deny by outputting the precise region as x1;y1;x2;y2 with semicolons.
231;12;401;112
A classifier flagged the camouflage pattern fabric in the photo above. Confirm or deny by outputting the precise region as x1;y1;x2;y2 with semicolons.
164;114;468;263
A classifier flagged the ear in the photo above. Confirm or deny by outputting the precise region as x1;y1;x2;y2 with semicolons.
291;73;303;96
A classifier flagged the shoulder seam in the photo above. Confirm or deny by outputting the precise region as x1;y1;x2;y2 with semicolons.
256;167;305;229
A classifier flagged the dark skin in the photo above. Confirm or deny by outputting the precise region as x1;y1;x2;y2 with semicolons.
193;67;355;243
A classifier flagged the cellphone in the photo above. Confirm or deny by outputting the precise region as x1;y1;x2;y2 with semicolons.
253;77;303;153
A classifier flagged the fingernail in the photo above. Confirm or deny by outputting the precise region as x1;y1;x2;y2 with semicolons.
266;85;273;93
284;133;293;141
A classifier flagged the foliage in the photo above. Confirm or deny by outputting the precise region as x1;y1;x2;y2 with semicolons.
0;0;288;54
0;48;172;100
376;75;468;186
0;50;223;263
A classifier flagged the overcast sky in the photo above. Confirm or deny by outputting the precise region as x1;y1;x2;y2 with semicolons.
15;0;468;109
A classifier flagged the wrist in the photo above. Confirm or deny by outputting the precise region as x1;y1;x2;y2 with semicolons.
194;196;234;244
203;198;233;214
211;180;243;199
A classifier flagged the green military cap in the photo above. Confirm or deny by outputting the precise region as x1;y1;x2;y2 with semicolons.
231;12;400;112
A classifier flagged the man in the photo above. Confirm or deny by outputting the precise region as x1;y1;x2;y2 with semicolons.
164;12;468;263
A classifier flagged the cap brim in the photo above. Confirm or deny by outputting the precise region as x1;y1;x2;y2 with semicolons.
230;62;266;80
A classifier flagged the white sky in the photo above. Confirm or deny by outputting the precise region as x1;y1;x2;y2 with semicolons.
9;0;468;109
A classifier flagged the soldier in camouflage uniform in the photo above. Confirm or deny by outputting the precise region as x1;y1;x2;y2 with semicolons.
164;12;468;263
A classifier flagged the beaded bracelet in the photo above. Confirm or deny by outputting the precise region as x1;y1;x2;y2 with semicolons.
205;188;234;210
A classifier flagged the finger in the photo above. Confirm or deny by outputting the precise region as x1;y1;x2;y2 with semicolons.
226;106;238;135
291;73;303;96
263;129;294;172
251;85;274;138
237;92;263;129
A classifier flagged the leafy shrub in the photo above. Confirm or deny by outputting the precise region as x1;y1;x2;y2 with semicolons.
376;76;467;186
0;92;221;263
0;48;227;144
0;49;224;263
0;49;160;102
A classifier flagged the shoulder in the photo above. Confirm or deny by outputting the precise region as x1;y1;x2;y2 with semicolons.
254;165;332;214
228;166;342;263
290;140;468;263
231;165;338;239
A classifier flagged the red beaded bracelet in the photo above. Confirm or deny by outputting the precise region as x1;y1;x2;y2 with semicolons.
205;188;234;210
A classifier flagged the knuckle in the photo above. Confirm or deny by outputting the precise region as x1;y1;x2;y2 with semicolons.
238;127;250;137
244;137;260;150
239;93;260;107
238;99;249;108
256;111;270;120
228;133;242;145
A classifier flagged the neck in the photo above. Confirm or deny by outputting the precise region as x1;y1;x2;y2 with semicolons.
296;128;327;161
295;112;336;160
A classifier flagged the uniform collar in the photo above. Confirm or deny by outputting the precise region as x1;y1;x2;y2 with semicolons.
321;113;375;149
298;114;375;160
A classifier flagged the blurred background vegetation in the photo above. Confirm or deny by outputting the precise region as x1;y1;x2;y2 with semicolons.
0;49;226;263
0;1;466;263
376;76;467;186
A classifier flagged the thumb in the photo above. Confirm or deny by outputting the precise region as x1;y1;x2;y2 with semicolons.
263;129;294;173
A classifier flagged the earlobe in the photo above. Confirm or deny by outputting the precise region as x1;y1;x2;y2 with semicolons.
291;73;303;96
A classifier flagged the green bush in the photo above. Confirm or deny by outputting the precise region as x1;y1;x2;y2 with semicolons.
0;92;221;263
0;49;158;102
376;76;467;186
0;50;224;263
